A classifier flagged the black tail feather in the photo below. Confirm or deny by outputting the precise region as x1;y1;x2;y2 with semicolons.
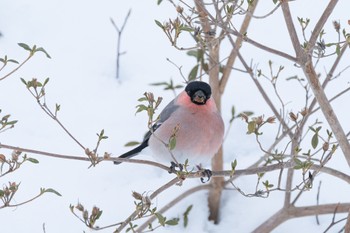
114;140;149;165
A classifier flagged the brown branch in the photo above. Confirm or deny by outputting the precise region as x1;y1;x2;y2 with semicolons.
219;0;259;94
302;60;350;166
308;0;339;49
115;177;179;232
136;184;211;232
280;1;301;57
345;209;350;233
0;54;33;81
253;203;350;233
223;27;297;62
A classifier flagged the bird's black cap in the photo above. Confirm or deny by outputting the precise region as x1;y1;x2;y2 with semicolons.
185;81;212;99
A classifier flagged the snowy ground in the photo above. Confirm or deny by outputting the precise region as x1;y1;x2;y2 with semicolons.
1;1;350;232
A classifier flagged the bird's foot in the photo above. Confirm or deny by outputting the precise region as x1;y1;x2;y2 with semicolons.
169;161;183;174
196;165;212;183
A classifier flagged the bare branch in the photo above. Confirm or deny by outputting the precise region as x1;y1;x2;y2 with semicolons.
280;1;302;57
308;0;339;49
136;184;210;232
219;0;258;94
110;9;131;79
115;177;179;232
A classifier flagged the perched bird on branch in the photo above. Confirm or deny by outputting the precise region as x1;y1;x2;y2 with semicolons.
114;81;224;167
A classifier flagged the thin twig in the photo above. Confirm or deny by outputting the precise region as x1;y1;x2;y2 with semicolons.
0;54;33;81
115;177;179;232
110;9;131;79
136;184;210;232
316;181;322;225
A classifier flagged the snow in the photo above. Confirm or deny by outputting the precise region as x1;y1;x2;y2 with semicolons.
1;0;350;232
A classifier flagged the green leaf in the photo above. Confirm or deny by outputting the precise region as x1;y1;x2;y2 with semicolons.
188;64;199;81
168;136;177;150
311;133;319;149
20;78;27;86
166;218;179;226
35;47;51;59
154;20;164;29
183;204;192;227
247;121;256;134
157;0;163;5
187;50;198;58
42;188;62;196
155;212;166;226
229;106;236;123
293;158;304;170
149;82;168;86
43;77;50;86
231;159;237;176
0;189;4;197
179;25;194;32
336;44;340;55
18;43;32;51
27;157;39;164
8;59;19;64
5;120;18;126
124;141;140;147
135;104;148;114
240;111;254;117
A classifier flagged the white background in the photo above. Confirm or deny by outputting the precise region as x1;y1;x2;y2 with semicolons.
1;1;350;232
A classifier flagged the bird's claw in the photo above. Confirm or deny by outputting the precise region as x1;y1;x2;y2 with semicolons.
200;169;212;183
169;161;183;174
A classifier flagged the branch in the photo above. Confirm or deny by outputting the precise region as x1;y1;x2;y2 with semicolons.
0;54;33;81
345;209;350;233
308;0;339;49
136;184;210;232
219;0;259;94
253;203;350;233
302;60;350;166
115;177;179;232
110;9;131;79
280;1;301;57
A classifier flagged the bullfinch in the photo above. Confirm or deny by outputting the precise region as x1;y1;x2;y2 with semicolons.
114;81;224;166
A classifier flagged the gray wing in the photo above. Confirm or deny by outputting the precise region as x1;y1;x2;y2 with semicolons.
142;98;179;141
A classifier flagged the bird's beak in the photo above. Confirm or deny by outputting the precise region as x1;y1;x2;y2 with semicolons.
193;90;206;104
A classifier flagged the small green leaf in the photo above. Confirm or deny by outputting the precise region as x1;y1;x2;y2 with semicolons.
135;104;148;114
18;43;32;51
187;50;198;58
336;44;340;55
155;212;166;226
188;64;199;81
183;204;192;227
311;133;319;149
27;157;39;164
20;78;27;86
247;121;256;134
230;159;237;177
168;136;177;150
5;120;18;126
179;26;194;32
8;59;19;64
124;141;140;147
165;218;179;226
35;47;51;59
43;77;50;86
42;188;62;196
154;20;164;29
149;82;168;86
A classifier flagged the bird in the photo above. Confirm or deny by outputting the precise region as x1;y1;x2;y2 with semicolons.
114;81;224;167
